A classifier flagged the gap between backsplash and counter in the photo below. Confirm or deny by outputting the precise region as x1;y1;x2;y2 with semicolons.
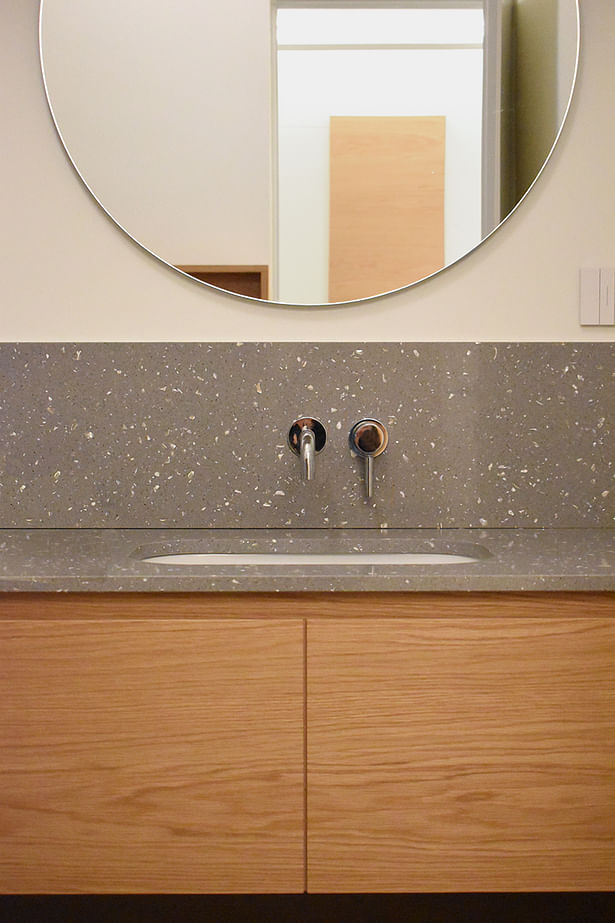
0;343;613;530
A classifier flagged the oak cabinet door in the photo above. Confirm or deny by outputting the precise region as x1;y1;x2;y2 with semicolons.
0;619;304;894
307;617;615;892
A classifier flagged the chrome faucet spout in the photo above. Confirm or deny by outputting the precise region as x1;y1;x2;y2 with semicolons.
300;426;316;481
288;418;326;482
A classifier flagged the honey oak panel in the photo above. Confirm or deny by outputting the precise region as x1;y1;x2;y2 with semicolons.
2;592;614;621
308;617;615;892
0;618;304;893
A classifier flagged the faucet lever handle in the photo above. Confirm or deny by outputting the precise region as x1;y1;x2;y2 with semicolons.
365;454;375;498
349;419;388;498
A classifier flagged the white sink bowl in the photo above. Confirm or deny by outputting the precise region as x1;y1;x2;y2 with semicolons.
141;552;479;566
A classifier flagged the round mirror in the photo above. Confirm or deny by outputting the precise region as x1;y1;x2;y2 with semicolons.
40;0;579;305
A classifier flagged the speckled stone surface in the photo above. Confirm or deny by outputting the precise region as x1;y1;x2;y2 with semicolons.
0;343;613;529
0;528;614;592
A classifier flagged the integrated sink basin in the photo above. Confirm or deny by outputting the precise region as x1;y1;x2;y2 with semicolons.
133;531;492;573
141;552;481;566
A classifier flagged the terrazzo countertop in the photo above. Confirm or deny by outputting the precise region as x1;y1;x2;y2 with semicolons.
0;528;614;593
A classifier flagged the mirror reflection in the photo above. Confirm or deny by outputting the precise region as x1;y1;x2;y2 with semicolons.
40;0;578;305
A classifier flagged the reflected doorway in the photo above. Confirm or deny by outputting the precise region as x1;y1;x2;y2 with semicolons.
273;1;485;303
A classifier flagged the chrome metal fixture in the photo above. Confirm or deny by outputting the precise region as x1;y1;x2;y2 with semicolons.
288;418;326;481
349;419;389;498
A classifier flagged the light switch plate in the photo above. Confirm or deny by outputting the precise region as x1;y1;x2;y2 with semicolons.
580;268;615;325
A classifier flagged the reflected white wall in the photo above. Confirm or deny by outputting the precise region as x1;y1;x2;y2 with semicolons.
41;0;272;266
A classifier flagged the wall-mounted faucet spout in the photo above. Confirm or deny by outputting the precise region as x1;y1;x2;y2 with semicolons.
300;426;316;480
288;418;326;482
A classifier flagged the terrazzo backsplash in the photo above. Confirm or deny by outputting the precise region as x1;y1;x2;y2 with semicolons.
0;343;613;529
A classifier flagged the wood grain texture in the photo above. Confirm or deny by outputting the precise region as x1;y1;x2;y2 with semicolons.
329;116;445;301
1;593;614;621
307;617;615;892
0;618;304;894
175;265;269;299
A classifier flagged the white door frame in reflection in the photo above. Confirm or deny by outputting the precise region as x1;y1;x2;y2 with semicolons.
273;1;486;303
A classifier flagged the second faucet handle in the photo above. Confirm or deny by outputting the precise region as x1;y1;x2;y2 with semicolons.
349;419;388;498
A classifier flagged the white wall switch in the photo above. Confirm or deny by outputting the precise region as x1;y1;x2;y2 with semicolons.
580;268;615;325
599;267;615;324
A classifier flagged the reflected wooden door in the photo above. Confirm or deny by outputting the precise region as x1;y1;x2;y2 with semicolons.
329;116;445;301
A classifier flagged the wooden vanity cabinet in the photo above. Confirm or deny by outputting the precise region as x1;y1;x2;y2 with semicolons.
0;596;304;894
307;594;615;893
1;592;615;895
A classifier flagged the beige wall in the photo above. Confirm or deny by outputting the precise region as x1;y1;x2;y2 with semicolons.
1;1;611;342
